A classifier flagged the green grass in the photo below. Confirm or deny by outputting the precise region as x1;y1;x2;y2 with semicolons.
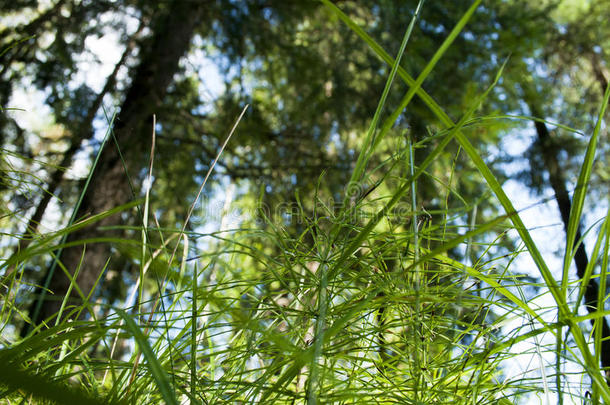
1;2;609;404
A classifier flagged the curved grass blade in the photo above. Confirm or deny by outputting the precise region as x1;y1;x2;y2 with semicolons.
115;308;178;405
561;80;610;291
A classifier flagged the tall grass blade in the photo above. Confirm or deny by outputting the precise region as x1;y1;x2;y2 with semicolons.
561;80;610;291
115;308;178;405
347;0;426;188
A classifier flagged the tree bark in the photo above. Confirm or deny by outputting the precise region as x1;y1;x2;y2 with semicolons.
23;1;206;333
527;101;610;379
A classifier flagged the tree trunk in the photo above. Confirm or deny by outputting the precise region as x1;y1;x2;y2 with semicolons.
23;2;206;333
527;101;610;380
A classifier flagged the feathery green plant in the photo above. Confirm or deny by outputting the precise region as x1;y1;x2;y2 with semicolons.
1;2;609;404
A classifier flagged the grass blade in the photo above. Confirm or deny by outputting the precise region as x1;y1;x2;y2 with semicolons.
115;308;178;405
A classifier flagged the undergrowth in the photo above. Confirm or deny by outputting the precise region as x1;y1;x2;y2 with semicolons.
1;1;609;404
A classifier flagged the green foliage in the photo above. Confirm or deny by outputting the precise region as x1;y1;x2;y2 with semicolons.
1;0;609;404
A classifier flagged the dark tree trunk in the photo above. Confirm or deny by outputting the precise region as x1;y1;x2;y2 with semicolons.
23;2;206;334
527;102;610;379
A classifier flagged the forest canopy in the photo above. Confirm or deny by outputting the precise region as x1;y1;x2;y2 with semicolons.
0;0;609;403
